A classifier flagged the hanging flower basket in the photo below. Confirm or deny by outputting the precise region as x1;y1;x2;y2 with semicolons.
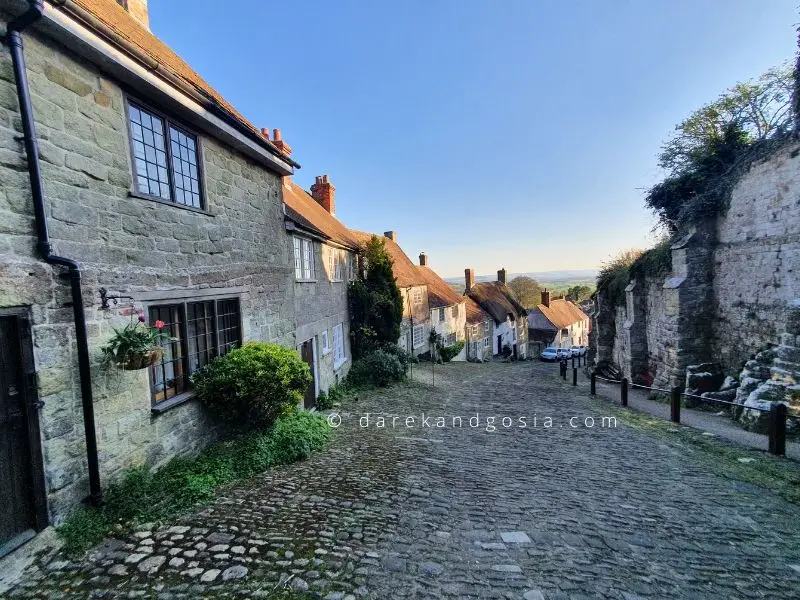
113;347;164;371
101;318;173;371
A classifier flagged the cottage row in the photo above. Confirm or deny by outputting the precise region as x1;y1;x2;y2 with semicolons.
0;0;583;554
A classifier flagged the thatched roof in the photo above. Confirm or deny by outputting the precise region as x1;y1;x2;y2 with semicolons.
532;299;589;330
467;282;527;325
465;297;492;325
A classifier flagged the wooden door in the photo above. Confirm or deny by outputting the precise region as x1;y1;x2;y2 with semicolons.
0;312;47;558
300;339;316;409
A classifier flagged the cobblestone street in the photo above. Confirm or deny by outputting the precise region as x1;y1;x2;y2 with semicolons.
7;361;800;599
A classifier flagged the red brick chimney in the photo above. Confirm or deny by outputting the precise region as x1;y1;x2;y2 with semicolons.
384;231;397;242
465;268;475;293
497;268;507;285
419;252;428;266
310;175;335;215
269;128;292;157
541;289;551;308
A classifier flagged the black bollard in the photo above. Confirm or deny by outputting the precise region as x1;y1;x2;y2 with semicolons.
768;403;787;456
572;367;577;386
621;378;628;407
590;372;596;395
670;386;681;423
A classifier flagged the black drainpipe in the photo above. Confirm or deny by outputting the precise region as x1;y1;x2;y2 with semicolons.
5;0;102;505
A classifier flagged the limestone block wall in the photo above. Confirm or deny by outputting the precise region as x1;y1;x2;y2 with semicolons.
293;241;352;393
713;142;800;371
0;28;295;519
592;140;800;390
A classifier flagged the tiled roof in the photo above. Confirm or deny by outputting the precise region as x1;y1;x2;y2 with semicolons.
467;282;527;325
416;266;463;309
534;298;589;330
350;231;426;288
465;296;492;325
65;0;289;163
283;180;359;249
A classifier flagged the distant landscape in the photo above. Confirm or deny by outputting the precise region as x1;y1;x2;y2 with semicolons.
445;269;598;300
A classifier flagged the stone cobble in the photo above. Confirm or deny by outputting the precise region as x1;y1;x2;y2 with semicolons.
7;361;800;599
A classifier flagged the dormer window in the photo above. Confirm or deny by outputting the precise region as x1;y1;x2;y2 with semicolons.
116;0;128;8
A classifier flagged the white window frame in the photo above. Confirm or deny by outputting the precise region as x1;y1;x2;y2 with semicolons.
334;249;344;281
321;329;331;355
412;324;425;348
294;236;315;281
483;337;490;349
451;304;459;319
332;323;347;369
484;321;490;334
412;288;423;308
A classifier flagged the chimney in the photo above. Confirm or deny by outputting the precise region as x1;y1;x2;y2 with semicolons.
310;175;335;215
465;268;475;293
419;252;428;266
384;231;397;242
497;268;507;285
119;0;150;31
541;289;551;308
270;128;292;157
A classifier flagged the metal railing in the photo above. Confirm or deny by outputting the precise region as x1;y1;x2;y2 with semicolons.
555;359;793;456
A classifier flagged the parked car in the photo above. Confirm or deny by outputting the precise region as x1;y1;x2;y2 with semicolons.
556;348;572;360
540;347;559;361
570;345;587;357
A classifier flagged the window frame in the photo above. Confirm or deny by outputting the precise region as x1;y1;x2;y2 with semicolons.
412;324;425;349
412;288;423;308
147;296;242;412
321;329;331;355
293;235;316;281
332;323;347;369
124;96;207;212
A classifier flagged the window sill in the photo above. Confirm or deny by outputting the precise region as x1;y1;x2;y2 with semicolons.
295;279;318;283
130;191;214;217
322;348;331;357
151;391;195;414
333;357;349;371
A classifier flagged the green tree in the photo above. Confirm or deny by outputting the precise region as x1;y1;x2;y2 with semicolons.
566;285;593;302
647;64;794;231
348;236;403;359
508;276;542;309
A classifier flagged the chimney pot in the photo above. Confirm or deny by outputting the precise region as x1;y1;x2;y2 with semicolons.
120;0;150;31
419;252;428;266
497;268;507;285
541;289;551;308
260;128;270;140
310;174;336;215
384;231;397;242
465;268;475;293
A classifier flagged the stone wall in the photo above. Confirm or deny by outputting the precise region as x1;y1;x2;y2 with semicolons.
0;28;295;519
592;140;800;389
293;240;352;393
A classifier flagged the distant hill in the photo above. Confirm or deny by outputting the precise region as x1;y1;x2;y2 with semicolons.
445;269;598;286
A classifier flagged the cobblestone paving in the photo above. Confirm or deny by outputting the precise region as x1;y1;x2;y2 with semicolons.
7;361;800;599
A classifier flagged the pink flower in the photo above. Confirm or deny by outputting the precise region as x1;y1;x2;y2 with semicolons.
154;320;166;330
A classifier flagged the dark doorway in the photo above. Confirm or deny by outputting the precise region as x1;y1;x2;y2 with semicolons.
1;310;47;558
300;339;316;409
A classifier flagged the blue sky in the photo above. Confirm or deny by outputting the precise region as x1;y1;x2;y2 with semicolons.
151;0;797;279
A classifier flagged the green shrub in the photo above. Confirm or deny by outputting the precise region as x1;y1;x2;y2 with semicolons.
438;341;465;363
316;390;332;410
347;348;406;387
57;411;330;556
191;342;312;429
270;412;331;464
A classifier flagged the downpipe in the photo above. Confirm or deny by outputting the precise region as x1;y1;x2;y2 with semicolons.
5;0;102;506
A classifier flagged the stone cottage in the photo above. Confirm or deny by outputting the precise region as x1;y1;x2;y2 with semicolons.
282;172;356;406
416;252;467;360
528;290;590;354
0;0;302;553
465;292;494;361
465;269;528;358
351;231;431;358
